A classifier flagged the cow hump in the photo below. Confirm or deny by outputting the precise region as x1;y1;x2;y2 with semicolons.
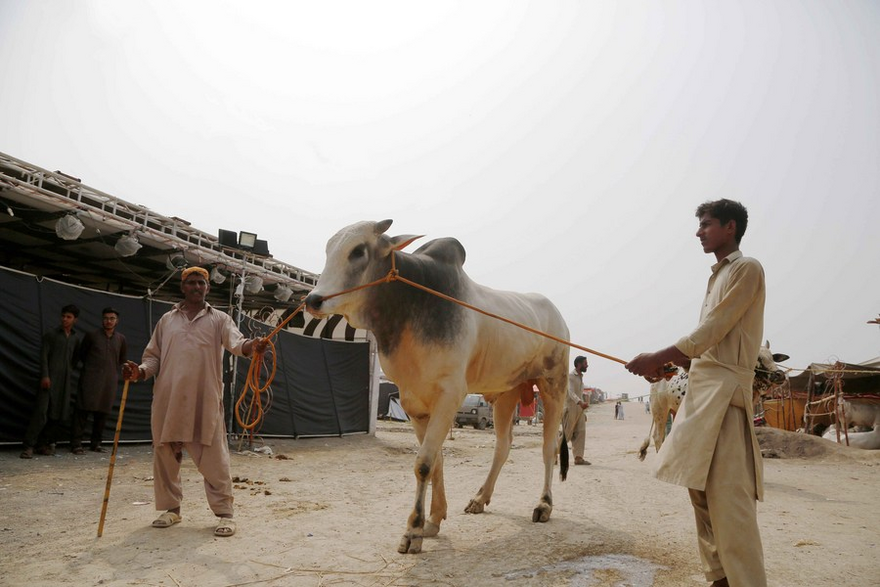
412;237;466;267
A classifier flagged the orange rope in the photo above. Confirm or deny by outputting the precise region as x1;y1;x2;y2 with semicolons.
234;336;276;433
235;271;400;436
391;273;628;366
239;263;628;436
239;260;875;434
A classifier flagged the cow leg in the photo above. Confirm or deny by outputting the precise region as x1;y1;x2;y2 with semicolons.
647;382;667;453
652;406;668;452
421;412;448;541
397;395;457;555
424;446;446;539
407;415;448;539
464;387;519;514
534;376;565;523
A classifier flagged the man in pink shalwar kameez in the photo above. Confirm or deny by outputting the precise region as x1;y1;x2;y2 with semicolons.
124;267;266;538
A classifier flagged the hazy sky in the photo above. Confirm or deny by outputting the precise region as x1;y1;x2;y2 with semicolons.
2;1;878;397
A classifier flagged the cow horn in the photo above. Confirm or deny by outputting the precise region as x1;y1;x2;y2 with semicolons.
375;219;393;235
390;234;424;251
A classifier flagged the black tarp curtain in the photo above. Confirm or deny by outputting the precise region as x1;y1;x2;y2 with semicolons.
0;266;370;444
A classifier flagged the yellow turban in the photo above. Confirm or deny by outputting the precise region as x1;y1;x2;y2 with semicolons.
181;267;210;281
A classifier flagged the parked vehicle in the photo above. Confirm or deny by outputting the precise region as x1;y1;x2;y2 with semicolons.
455;394;494;429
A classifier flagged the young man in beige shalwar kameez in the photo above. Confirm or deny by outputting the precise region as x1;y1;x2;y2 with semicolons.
626;199;767;587
124;267;266;538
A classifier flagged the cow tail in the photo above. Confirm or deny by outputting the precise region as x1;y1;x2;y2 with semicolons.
559;432;569;481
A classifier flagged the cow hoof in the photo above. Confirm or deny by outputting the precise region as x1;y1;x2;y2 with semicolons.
464;499;485;514
532;504;552;523
423;521;440;537
398;533;423;554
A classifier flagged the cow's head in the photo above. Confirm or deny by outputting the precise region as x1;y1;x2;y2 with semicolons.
305;220;422;323
753;340;790;398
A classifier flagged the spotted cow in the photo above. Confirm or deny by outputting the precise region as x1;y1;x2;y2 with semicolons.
637;368;688;461
637;342;789;460
305;220;571;554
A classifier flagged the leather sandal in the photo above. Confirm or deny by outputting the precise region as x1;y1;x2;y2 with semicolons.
214;518;236;537
151;511;182;528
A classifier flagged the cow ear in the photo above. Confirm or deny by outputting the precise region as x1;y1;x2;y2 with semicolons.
772;353;790;363
374;219;393;235
389;234;424;251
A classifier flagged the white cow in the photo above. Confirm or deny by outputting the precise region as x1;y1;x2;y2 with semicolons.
818;398;880;450
637;342;789;461
836;399;880;430
822;425;880;450
305;220;571;554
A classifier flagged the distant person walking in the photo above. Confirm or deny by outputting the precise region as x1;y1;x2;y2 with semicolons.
71;307;127;454
21;304;82;459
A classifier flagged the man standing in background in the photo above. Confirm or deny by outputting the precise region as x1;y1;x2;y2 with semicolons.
561;355;591;466
21;304;81;459
71;306;127;454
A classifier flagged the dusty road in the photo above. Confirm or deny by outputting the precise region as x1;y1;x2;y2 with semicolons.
2;400;878;586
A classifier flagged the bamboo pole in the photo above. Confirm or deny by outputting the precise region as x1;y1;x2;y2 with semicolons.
834;364;850;446
97;379;131;537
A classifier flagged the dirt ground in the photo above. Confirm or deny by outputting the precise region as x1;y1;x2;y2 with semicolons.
2;400;878;587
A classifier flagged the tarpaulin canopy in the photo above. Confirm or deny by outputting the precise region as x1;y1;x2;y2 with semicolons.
789;362;880;397
0;266;371;444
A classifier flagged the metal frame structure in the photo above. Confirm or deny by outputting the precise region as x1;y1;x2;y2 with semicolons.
0;151;318;312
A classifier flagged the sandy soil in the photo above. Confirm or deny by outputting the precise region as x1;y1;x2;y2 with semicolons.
2;400;878;587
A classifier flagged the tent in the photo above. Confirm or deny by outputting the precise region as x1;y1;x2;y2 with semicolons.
387;397;409;421
0;266;373;444
0;152;378;443
780;361;880;434
789;362;880;397
377;380;408;421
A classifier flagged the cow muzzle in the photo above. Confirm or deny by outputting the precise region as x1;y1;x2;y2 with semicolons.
769;370;786;384
305;293;325;315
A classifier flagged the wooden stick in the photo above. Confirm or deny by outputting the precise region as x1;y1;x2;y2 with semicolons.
97;379;131;537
